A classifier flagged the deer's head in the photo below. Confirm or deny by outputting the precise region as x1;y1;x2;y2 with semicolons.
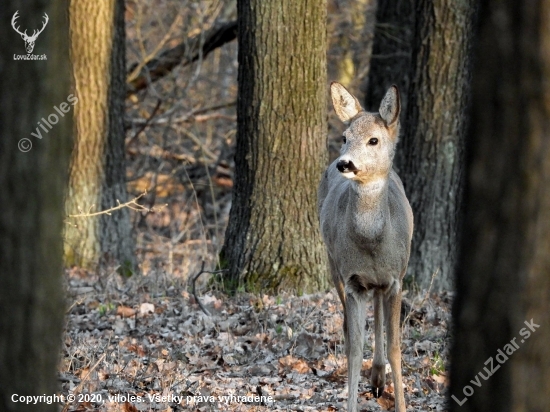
12;11;49;54
330;82;401;185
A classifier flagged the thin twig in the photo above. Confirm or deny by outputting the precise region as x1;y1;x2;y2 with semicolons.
62;353;107;412
127;14;183;83
126;98;162;142
126;100;236;126
191;261;227;316
67;192;164;219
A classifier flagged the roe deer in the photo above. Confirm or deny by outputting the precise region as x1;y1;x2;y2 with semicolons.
318;82;413;412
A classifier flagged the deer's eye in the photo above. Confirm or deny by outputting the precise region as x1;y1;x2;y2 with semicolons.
368;138;379;146
342;135;347;144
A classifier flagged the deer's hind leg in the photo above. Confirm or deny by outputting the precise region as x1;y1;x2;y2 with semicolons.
384;283;405;412
371;289;386;397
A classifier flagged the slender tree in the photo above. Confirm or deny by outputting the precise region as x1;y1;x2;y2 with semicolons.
328;0;377;102
221;0;329;293
366;0;477;290
65;0;135;272
451;1;550;410
0;1;72;409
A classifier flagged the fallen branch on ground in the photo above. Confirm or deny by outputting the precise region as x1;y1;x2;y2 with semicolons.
191;261;227;316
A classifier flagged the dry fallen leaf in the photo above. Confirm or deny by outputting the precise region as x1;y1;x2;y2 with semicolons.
292;358;311;374
122;402;138;412
432;372;448;386
377;393;395;410
140;302;155;316
98;370;109;381
278;355;311;374
72;401;93;411
76;366;90;379
117;305;136;318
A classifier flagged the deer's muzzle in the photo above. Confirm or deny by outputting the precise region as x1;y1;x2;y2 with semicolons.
337;159;358;174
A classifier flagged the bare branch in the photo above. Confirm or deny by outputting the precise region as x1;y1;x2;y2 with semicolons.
66;192;164;219
127;15;183;83
125;100;236;126
125;99;162;145
127;19;237;96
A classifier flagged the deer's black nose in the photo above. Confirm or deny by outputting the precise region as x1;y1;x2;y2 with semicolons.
337;159;357;174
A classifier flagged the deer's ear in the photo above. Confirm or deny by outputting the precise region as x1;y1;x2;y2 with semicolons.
330;82;363;124
379;85;400;126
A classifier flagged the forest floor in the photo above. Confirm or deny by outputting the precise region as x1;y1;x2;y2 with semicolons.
59;268;451;412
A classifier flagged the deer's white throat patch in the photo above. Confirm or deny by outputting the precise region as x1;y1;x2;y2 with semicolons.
355;178;387;193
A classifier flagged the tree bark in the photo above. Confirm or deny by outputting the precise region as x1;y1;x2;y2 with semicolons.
0;1;72;410
221;0;329;294
367;0;476;291
66;0;135;272
450;1;550;410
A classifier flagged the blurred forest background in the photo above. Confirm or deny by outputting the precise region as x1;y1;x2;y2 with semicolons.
1;0;549;411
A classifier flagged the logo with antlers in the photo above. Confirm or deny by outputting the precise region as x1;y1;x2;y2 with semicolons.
11;11;49;54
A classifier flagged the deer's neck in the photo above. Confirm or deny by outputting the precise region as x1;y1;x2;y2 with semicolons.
347;177;390;242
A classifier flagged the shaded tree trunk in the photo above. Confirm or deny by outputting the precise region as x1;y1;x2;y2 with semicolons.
364;0;414;114
65;0;135;272
328;0;377;102
0;1;72;409
221;0;329;294
367;0;477;291
450;1;550;410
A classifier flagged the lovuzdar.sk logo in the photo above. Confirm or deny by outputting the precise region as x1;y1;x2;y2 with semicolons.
12;10;48;61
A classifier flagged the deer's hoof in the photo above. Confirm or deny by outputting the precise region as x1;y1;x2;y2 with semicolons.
371;363;386;398
371;386;384;398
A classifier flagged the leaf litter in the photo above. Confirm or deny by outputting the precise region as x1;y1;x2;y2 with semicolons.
60;269;452;411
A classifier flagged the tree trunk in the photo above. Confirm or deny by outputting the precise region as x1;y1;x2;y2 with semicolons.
367;0;476;291
450;1;550;410
328;0;377;102
65;0;135;272
221;0;329;294
0;1;72;410
364;0;414;113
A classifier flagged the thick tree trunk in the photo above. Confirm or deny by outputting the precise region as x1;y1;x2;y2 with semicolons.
450;1;550;411
221;0;329;294
0;1;72;410
367;1;476;291
65;0;135;272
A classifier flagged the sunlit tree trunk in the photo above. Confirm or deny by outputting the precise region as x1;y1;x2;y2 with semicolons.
0;1;72;409
65;0;135;272
221;0;329;294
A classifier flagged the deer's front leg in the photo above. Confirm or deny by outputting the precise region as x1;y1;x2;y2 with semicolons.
345;290;366;412
328;256;347;337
